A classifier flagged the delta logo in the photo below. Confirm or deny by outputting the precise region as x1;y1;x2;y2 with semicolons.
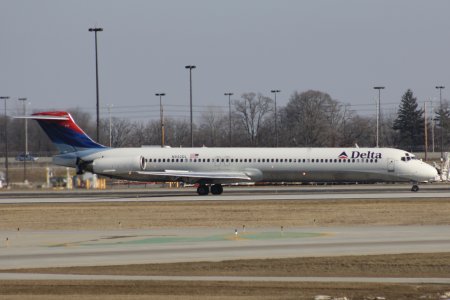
338;151;382;159
339;151;348;159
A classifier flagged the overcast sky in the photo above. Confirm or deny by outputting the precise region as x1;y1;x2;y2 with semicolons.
1;0;449;120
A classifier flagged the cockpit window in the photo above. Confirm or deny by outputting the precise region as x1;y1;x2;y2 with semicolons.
401;154;416;162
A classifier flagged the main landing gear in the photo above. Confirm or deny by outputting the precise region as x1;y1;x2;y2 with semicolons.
196;184;223;195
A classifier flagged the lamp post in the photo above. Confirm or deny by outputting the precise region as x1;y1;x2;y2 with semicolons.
185;65;196;147
18;97;28;182
155;93;166;147
271;89;281;147
424;101;433;161
224;92;233;146
89;27;103;143
436;86;445;159
373;86;385;147
1;96;10;187
107;104;113;147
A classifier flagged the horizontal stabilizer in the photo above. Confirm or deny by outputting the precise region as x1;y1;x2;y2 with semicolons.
16;115;70;121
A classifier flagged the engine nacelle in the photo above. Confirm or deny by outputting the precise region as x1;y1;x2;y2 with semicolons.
92;156;146;174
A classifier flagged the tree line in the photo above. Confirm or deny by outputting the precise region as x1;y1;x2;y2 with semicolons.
1;89;448;157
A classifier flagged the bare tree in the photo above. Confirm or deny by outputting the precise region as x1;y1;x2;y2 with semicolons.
164;118;191;147
344;115;376;147
197;107;227;147
109;117;136;147
285;90;343;147
234;93;273;146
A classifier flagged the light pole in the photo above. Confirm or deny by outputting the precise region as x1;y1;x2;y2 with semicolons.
373;86;385;147
224;92;233;146
436;86;445;159
424;101;432;161
155;93;166;147
1;96;10;187
185;65;196;147
271;89;281;147
18;97;28;182
89;27;103;143
107;104;113;147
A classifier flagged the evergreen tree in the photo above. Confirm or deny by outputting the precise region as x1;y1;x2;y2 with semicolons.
393;89;424;151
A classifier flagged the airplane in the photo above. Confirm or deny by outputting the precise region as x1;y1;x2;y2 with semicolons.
27;111;438;195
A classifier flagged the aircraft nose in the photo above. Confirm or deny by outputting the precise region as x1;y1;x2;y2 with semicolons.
423;163;438;181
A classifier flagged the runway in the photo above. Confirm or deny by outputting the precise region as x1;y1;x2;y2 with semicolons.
1;226;450;270
1;273;450;284
1;185;449;286
0;183;449;204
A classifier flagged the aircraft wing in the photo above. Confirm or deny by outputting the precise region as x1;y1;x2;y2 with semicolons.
135;170;252;183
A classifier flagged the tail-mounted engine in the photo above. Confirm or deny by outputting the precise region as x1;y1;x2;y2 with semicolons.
92;156;146;174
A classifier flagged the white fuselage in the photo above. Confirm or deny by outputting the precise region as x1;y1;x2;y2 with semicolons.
54;147;437;184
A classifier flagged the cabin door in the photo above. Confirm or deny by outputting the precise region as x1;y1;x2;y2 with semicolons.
387;158;395;172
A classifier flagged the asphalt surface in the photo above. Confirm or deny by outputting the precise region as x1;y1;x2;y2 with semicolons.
1;226;450;270
1;273;450;284
0;183;449;203
1;184;450;284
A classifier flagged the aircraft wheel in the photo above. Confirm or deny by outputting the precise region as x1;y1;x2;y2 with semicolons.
411;185;419;192
197;185;210;195
211;184;223;195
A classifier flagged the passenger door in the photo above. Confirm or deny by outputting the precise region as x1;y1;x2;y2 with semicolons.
387;158;395;172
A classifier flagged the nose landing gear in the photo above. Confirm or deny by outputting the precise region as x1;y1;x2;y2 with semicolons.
411;184;419;192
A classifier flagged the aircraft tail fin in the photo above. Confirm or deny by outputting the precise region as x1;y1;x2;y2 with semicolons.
30;111;106;154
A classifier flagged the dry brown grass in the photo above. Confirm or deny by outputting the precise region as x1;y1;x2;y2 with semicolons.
0;198;449;230
2;198;450;299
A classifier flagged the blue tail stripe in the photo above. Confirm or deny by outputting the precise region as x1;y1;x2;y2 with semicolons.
37;119;105;153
